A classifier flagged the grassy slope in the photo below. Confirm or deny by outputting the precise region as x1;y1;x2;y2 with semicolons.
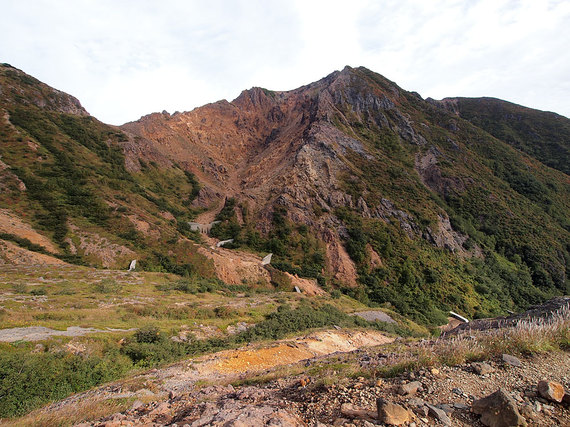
321;68;570;323
0;64;209;273
451;97;570;175
0;264;415;418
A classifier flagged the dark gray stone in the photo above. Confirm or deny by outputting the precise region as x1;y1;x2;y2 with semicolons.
502;354;522;367
472;389;527;427
426;403;452;426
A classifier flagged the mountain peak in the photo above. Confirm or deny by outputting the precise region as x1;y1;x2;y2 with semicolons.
0;63;89;117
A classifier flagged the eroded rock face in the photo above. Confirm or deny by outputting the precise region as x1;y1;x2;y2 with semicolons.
121;67;445;283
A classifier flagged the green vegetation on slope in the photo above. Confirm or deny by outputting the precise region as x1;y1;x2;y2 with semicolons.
452;97;570;175
0;299;397;418
324;68;569;324
0;64;208;273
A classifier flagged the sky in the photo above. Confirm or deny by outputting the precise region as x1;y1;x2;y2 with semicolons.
0;0;569;125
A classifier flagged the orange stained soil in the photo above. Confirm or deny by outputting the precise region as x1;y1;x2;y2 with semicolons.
212;343;315;374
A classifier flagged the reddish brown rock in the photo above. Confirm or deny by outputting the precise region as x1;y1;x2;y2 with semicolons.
537;380;565;403
377;398;413;425
397;381;422;396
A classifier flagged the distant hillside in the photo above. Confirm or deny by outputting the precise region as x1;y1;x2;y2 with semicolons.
437;96;570;175
1;63;568;325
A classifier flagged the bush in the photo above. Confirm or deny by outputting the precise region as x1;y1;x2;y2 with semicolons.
0;351;131;418
134;325;163;344
92;279;120;294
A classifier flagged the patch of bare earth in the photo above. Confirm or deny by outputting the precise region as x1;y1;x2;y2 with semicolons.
0;240;65;265
0;208;59;253
197;242;271;287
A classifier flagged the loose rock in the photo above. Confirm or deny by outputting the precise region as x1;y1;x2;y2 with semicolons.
426;403;452;426
472;389;527;427
472;362;495;375
397;381;422;396
376;398;412;426
502;354;522;367
537;380;565;403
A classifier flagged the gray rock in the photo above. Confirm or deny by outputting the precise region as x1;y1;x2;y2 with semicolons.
407;398;426;408
426;403;452;426
472;362;495;375
472;389;527;427
438;403;454;414
398;381;422;395
453;403;470;410
502;354;522;367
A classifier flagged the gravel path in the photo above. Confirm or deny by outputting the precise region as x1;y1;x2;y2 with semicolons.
0;326;135;342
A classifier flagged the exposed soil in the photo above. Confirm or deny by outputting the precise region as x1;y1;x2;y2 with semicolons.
68;349;570;427
20;329;393;423
203;330;393;376
0;239;65;265
0;208;59;253
197;243;272;287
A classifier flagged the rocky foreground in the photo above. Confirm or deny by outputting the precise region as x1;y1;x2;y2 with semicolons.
80;350;569;426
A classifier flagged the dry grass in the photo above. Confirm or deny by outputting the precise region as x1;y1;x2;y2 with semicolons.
3;398;134;427
375;303;570;377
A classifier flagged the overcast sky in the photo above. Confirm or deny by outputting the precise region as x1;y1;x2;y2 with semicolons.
1;0;569;124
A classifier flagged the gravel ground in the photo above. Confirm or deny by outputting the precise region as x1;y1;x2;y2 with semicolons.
72;350;569;426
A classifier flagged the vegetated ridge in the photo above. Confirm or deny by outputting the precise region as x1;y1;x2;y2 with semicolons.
0;63;569;325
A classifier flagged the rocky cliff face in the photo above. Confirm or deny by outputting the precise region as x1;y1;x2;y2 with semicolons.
122;65;569;320
122;68;457;282
1;63;568;323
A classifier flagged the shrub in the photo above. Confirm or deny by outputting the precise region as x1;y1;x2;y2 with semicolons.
134;325;163;344
0;351;131;418
92;279;120;294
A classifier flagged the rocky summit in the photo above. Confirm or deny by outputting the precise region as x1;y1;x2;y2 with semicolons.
0;63;569;425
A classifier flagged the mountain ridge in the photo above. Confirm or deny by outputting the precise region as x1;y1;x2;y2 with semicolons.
1;63;568;325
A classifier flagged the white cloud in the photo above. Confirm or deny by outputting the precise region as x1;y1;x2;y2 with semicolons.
0;0;568;123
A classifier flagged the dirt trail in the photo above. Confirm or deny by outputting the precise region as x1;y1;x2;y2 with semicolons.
194;199;225;226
